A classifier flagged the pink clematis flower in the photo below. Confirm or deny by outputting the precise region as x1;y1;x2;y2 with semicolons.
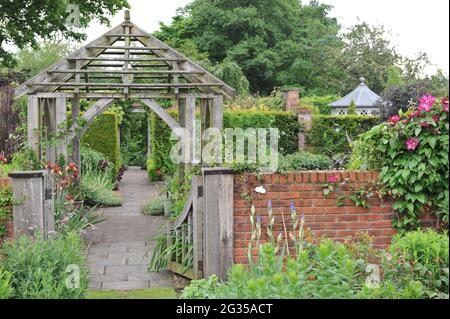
327;175;339;184
410;110;421;118
389;115;401;125
420;121;430;127
442;97;449;113
418;94;436;112
406;138;420;151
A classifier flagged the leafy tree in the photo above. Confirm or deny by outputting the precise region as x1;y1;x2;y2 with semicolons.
0;0;129;66
156;0;342;95
337;23;401;94
17;40;74;78
212;58;250;96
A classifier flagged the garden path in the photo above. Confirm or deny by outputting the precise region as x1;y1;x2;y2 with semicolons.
86;167;174;291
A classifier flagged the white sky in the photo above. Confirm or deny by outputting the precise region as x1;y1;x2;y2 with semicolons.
81;0;449;75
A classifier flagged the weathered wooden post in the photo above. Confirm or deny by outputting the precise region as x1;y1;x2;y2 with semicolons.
27;95;40;157
178;95;196;182
9;170;55;239
203;168;234;280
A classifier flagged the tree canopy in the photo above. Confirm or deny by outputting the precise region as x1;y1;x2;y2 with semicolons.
0;0;129;67
156;0;445;97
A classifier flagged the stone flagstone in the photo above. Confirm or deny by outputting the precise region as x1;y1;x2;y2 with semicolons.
86;167;173;291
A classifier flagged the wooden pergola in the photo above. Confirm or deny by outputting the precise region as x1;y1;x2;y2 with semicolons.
14;10;235;170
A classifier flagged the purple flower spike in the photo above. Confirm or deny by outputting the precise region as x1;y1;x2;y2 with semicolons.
256;216;262;224
301;214;305;223
268;200;273;210
290;201;295;212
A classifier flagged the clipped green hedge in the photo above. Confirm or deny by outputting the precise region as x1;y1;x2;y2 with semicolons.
147;109;301;181
147;110;178;181
82;112;121;172
307;115;380;158
223;110;301;155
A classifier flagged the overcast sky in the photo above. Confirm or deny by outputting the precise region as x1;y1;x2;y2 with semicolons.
83;0;449;75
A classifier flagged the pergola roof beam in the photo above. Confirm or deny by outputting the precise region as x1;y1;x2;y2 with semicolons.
87;46;167;51
68;57;185;62
47;69;203;75
31;82;223;88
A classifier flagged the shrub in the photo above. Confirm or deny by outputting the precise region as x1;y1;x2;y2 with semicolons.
80;171;123;207
82;112;121;173
181;275;221;299
301;95;340;115
278;152;332;172
307;115;380;166
0;268;15;299
352;95;449;230
141;199;165;216
386;229;449;297
80;146;115;180
0;233;88;299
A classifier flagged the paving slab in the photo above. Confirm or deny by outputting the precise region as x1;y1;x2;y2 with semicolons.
86;167;173;291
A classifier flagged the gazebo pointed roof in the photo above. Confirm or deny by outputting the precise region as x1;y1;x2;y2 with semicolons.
330;78;381;108
14;10;235;100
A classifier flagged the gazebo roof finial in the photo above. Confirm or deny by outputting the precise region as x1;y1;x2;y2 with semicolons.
124;9;131;22
360;77;366;83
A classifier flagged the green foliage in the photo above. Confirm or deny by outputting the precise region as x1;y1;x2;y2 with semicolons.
0;0;129;66
147;111;178;182
181;275;221;299
385;230;449;297
82;112;121;173
301;95;340;115
226;91;284;110
80;171;122;207
17;41;72;78
80;146;115;180
278;152;332;172
0;184;13;222
307;115;380;165
0;233;88;299
354;98;449;230
119;101;149;168
156;0;344;95
86;288;177;299
348;101;357;115
212;58;250;96
0;268;15;299
224;110;301;155
141;199;166;216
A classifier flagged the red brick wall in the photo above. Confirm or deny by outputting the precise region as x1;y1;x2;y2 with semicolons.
234;171;397;264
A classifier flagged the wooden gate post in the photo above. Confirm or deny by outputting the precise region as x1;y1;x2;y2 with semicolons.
203;168;234;280
9;170;55;239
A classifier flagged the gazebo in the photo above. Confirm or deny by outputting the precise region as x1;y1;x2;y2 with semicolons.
329;78;382;116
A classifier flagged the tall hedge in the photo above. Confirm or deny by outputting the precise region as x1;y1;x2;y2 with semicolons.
82;112;121;172
147;110;178;181
307;115;381;158
147;109;301;181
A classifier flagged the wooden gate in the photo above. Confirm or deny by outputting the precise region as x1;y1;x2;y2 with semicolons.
167;168;234;280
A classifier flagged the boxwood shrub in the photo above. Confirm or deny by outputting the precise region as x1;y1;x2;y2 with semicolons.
82;112;121;173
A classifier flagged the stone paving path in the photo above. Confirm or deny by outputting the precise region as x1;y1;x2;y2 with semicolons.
87;167;173;291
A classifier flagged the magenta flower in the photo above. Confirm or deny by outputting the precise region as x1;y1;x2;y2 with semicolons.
410;110;421;118
389;115;401;124
442;97;449;113
420;121;430;127
406;138;420;151
327;175;339;184
418;103;432;113
418;94;436;112
433;115;440;123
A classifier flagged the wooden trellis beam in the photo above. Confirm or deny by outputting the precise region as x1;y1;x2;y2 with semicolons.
32;82;222;88
47;70;202;75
